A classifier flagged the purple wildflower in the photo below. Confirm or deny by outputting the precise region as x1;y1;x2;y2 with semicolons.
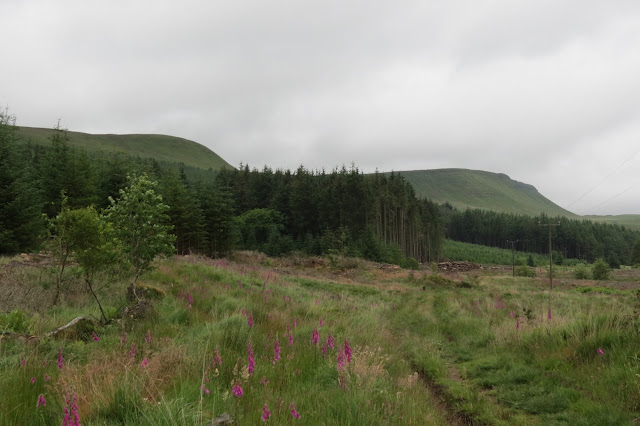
232;383;243;398
344;339;352;363
57;348;64;370
129;343;137;358
261;403;271;422
322;344;327;358
140;358;149;367
597;348;604;355
248;343;255;375
289;332;294;346
291;404;301;419
337;350;345;370
214;348;222;366
63;391;81;426
36;394;46;408
248;314;254;329
274;338;281;362
145;330;151;345
548;308;552;320
20;355;26;367
327;334;335;350
312;329;319;345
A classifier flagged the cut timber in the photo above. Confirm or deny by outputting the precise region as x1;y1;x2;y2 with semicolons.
438;261;480;272
46;316;97;338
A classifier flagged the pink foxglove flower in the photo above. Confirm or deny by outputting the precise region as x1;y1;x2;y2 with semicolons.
597;348;604;355
337;350;345;370
57;348;64;370
327;334;335;350
129;343;137;358
288;333;294;346
312;329;319;345
92;332;99;342
248;343;255;375
36;394;46;407
140;358;149;367
291;403;301;419
63;391;81;426
213;348;222;366
232;383;243;397
344;339;352;363
274;338;281;362
261;403;271;422
31;376;36;384
248;314;254;329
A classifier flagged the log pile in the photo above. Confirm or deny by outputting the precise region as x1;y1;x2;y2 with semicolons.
437;261;480;272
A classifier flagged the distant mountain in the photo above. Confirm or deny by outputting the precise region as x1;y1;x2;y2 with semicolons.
15;126;233;171
396;168;578;217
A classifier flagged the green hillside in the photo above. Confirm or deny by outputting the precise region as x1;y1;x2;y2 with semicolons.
397;168;578;217
583;214;640;231
15;126;233;171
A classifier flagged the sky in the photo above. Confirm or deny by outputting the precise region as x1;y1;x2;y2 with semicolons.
2;0;640;216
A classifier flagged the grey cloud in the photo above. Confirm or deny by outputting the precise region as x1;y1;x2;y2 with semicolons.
2;0;640;214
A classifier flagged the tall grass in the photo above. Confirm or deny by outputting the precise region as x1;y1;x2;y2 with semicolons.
0;256;446;425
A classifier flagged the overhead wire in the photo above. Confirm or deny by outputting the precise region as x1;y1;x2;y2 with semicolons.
565;150;639;209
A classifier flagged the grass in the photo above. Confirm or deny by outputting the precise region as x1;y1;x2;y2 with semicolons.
15;126;233;171
2;254;640;424
443;239;556;266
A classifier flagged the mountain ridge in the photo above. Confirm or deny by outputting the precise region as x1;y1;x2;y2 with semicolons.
394;168;578;217
14;126;233;171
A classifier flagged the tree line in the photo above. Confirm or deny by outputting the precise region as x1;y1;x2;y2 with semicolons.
442;206;640;267
0;113;444;265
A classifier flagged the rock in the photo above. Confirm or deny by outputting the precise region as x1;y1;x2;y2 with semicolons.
211;413;233;425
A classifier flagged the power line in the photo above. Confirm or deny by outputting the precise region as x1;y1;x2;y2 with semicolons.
566;150;639;209
588;184;637;214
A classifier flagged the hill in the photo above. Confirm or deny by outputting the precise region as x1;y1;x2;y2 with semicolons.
15;126;233;171
396;168;578;217
583;214;640;231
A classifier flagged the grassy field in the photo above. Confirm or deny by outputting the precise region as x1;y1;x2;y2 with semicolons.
396;168;577;217
583;215;640;231
442;239;554;266
15;126;233;171
2;253;640;424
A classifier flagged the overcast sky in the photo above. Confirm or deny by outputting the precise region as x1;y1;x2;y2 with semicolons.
2;0;639;215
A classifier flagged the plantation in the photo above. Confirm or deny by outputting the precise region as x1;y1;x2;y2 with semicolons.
2;251;640;425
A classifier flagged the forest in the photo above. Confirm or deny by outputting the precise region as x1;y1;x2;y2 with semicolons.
442;206;639;267
2;111;639;268
0;114;443;266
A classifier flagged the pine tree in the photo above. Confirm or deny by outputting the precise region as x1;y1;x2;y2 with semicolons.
0;109;44;254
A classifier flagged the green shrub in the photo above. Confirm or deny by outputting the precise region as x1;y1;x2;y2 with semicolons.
592;258;611;280
0;309;32;334
573;263;590;280
403;257;419;270
515;265;536;278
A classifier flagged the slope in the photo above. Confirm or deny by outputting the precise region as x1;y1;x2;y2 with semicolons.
397;168;578;217
15;126;233;171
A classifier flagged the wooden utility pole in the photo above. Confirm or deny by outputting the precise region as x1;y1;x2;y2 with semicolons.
539;222;560;318
507;239;519;277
